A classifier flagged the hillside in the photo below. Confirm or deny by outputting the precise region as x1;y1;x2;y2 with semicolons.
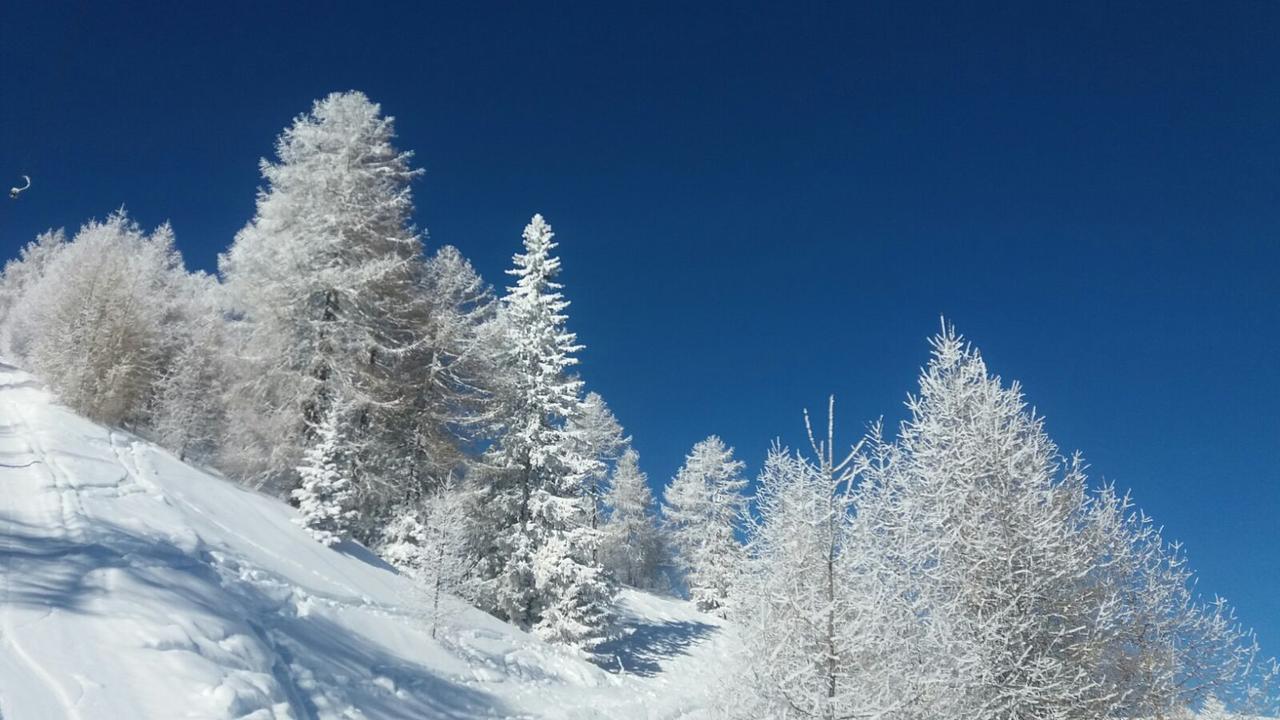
0;363;734;719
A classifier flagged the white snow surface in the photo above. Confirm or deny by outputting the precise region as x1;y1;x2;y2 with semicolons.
0;363;733;719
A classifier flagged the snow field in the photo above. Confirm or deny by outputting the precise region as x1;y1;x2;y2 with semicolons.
0;365;731;719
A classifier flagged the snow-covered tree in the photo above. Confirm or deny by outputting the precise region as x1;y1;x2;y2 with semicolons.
858;325;1118;719
391;245;503;491
600;448;664;589
8;212;183;425
1199;695;1230;720
468;214;614;651
729;399;897;719
838;324;1280;719
151;272;229;463
567;391;629;546
663;435;746;615
0;228;67;357
836;420;974;720
530;529;614;651
381;476;471;638
1083;483;1279;718
292;403;357;546
219;90;424;503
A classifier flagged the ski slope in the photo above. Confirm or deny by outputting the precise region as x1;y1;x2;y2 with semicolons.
0;363;734;719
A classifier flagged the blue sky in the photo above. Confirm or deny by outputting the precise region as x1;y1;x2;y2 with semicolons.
2;2;1277;649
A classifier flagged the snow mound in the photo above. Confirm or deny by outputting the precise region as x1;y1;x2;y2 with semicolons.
0;363;732;719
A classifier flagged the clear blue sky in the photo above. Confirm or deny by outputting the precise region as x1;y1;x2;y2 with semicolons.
2;2;1277;649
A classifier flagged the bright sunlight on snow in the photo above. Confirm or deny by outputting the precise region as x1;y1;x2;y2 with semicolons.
0;363;733;719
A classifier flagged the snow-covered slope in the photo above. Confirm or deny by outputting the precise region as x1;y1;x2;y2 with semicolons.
0;363;734;719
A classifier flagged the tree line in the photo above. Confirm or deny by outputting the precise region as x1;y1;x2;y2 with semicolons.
0;90;1273;719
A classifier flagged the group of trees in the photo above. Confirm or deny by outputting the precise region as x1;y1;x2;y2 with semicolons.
0;89;1274;716
0;218;187;426
720;328;1280;720
0;91;666;653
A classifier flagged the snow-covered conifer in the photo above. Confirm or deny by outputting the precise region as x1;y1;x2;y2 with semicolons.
470;214;614;650
859;325;1112;718
567;391;628;543
382;477;471;638
10;212;183;425
0;228;67;357
600;448;664;589
1083;483;1279;717
844;324;1280;719
392;245;503;490
292;403;357;546
1199;695;1230;720
219;91;424;502
730;399;896;719
663;435;746;615
531;529;614;651
151;272;229;462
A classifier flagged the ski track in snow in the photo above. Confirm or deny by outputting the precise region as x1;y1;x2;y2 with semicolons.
0;370;87;720
0;364;733;719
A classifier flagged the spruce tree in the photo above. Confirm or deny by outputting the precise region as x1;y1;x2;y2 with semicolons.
474;214;614;651
292;404;357;546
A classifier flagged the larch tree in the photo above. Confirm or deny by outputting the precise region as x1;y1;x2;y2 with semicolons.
845;324;1280;719
663;435;747;615
730;399;896;719
10;211;184;426
381;475;472;638
0;228;66;358
370;243;505;544
840;420;973;720
151;271;229;463
600;448;664;590
567;391;629;549
395;245;503;489
219;90;424;509
1082;483;1279;718
864;325;1115;719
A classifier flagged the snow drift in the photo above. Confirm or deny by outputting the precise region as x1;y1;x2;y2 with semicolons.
0;363;731;719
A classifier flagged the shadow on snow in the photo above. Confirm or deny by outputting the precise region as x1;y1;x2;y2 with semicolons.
0;513;510;720
594;613;717;677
